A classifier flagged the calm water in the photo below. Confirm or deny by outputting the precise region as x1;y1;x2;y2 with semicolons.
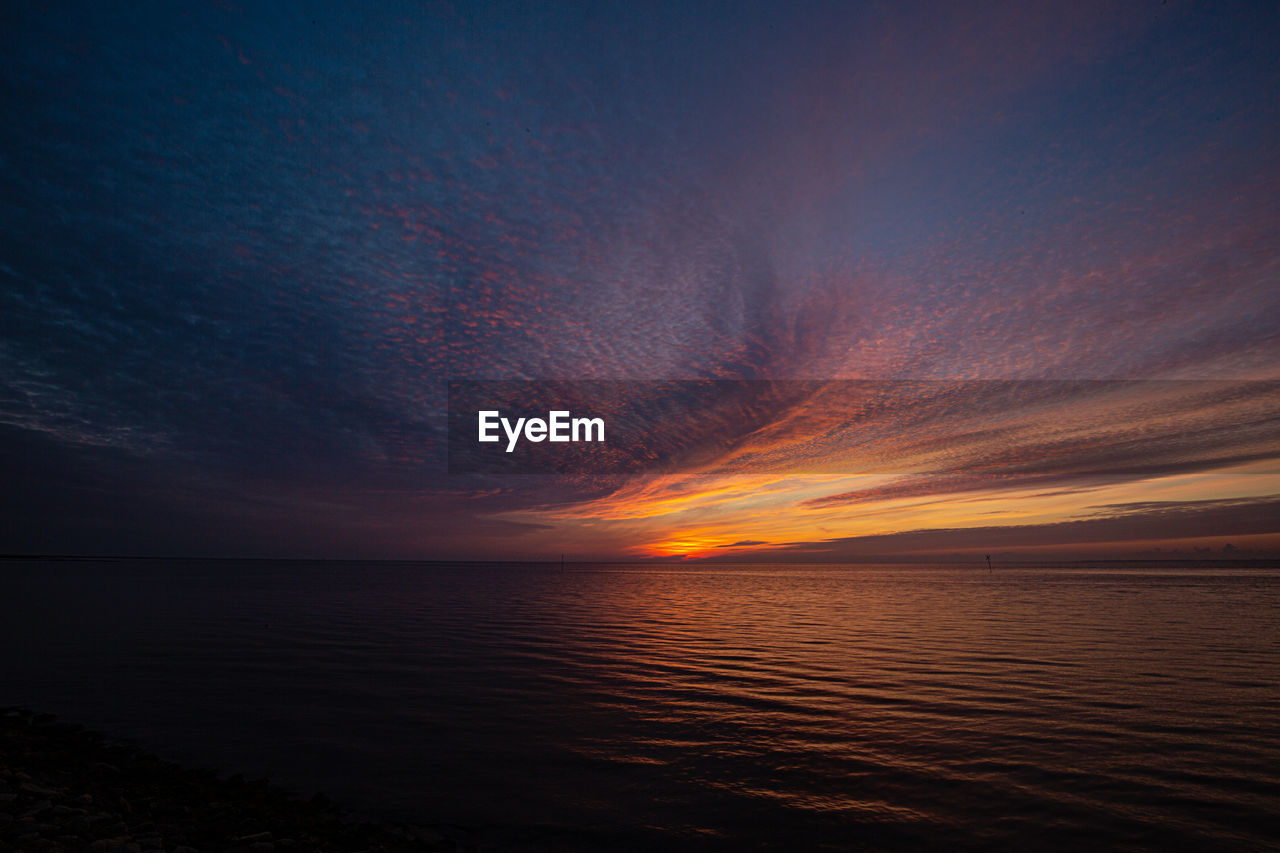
3;560;1278;850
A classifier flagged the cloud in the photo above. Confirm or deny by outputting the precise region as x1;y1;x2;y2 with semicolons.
742;495;1280;560
1;1;1277;557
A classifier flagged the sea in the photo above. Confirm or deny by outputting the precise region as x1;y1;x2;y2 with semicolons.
2;559;1278;850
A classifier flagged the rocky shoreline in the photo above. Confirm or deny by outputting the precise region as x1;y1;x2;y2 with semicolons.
0;709;487;853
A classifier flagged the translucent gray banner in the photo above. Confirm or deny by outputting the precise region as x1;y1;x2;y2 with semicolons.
447;380;1280;476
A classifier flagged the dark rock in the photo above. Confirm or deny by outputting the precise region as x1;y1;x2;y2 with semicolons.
23;799;54;816
1;707;476;853
20;782;61;797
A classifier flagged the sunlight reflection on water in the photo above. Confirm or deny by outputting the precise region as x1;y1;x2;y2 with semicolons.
3;560;1279;850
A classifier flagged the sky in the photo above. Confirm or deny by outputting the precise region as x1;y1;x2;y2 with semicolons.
1;0;1277;561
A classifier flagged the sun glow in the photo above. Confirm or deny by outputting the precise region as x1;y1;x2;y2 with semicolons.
488;457;1280;561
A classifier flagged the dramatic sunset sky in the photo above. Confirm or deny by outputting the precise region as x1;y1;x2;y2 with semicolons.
2;0;1277;560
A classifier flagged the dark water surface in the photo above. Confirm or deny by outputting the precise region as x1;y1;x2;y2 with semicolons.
3;560;1278;850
